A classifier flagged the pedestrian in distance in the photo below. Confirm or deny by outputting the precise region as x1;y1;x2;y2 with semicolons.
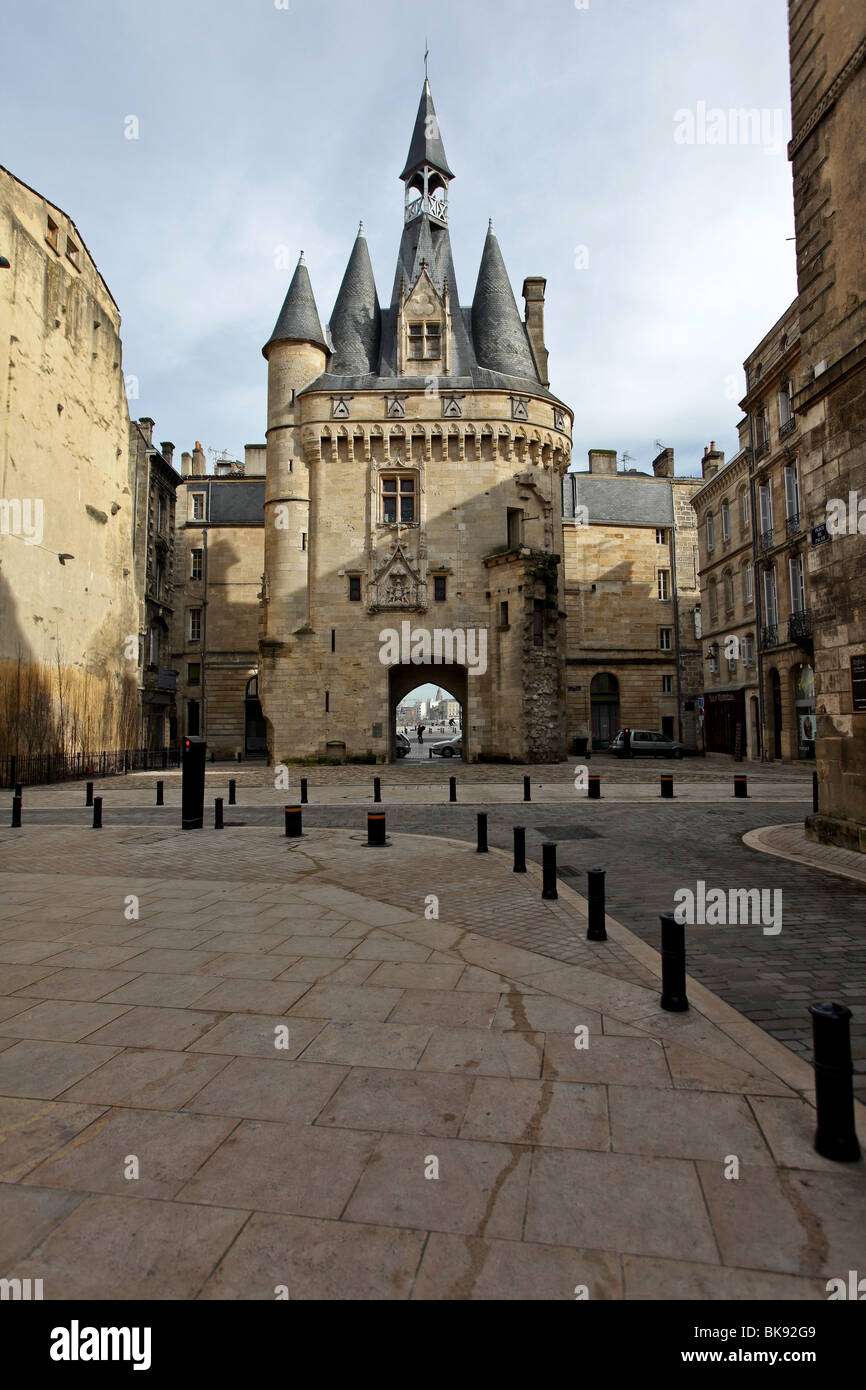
622;727;631;758
417;725;425;744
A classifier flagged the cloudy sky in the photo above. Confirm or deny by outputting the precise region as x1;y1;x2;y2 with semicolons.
3;0;796;476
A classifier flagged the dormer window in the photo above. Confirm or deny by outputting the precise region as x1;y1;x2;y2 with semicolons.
408;322;441;360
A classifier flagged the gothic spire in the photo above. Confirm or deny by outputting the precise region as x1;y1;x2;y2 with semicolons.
263;252;328;357
471;224;538;381
329;225;381;375
399;78;454;182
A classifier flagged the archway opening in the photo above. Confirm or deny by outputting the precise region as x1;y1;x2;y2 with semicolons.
244;674;267;755
388;665;467;763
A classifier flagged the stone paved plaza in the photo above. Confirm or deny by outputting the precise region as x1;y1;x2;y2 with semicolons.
16;757;866;1096
0;782;864;1300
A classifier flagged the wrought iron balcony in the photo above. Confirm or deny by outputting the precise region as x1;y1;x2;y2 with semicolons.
760;528;774;550
754;438;770;460
779;415;797;438
761;624;779;648
788;609;813;643
786;512;801;538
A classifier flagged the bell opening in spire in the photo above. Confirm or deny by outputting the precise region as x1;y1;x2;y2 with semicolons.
404;166;448;226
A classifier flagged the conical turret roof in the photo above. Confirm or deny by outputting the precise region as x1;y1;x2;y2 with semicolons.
471;224;538;381
328;225;381;375
400;79;454;181
263;253;328;357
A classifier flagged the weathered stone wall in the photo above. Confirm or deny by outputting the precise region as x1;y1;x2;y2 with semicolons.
788;0;866;846
0;167;140;756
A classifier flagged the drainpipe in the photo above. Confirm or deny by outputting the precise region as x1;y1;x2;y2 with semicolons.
201;524;208;742
668;485;684;743
747;416;767;759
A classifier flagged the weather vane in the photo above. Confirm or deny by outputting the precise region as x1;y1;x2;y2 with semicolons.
424;38;429;77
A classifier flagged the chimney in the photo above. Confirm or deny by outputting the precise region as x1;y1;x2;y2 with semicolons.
160;441;175;467
138;417;154;445
181;451;193;477
652;447;674;478
701;441;725;480
191;440;206;477
522;277;549;387
588;448;618;476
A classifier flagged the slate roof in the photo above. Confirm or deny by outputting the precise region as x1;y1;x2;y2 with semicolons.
277;81;564;405
263;255;328;356
328;227;381;375
563;473;675;526
399;79;454;181
471;224;539;381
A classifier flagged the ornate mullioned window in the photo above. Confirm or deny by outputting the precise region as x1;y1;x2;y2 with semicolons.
380;474;417;524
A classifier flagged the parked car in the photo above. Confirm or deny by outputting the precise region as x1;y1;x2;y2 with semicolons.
395;732;410;758
429;736;462;758
610;729;684;758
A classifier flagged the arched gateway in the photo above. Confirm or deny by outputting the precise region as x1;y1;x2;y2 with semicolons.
257;80;573;764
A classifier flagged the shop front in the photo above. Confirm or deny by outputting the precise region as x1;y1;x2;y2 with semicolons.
704;686;746;756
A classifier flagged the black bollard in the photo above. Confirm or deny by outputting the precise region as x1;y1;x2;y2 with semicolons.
588;775;601;800
523;775;531;802
812;770;819;814
734;775;748;799
156;780;164;806
367;811;387;846
85;782;94;807
449;776;457;803
181;736;206;830
92;796;103;830
809;1003;861;1162
373;776;381;803
660;774;674;799
587;868;607;941
284;805;302;837
541;841;558;900
228;778;237;806
300;777;308;805
14;782;22;801
11;795;22;829
513;825;526;873
477;812;488;853
660;912;689;1012
215;797;224;830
